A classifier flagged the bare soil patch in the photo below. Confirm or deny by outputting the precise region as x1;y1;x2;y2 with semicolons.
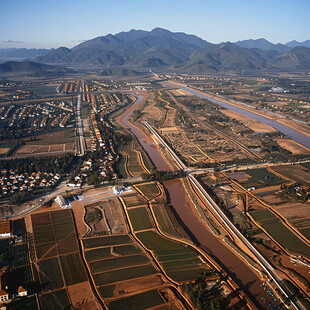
276;139;310;154
67;281;100;310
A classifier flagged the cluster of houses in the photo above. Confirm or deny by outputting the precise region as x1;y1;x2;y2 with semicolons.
0;272;27;310
0;170;61;197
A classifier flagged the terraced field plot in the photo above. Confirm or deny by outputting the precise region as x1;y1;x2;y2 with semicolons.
90;254;149;274
135;182;160;200
60;252;88;285
85;244;141;262
93;264;158;286
108;289;165;310
250;209;310;256
83;234;132;249
127;207;154;231
152;204;180;237
121;193;146;207
136;231;213;282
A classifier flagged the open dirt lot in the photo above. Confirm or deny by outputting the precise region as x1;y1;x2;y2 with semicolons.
276;139;310;154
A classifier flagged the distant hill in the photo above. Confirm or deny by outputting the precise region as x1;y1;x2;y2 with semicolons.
235;38;289;53
0;48;50;59
0;60;75;77
98;68;143;76
286;40;310;48
183;43;278;73
267;46;310;70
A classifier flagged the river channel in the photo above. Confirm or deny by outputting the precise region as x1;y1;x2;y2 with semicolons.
119;95;271;308
166;81;310;149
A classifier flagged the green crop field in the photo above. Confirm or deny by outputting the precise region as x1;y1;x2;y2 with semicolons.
114;244;142;255
37;257;64;291
98;284;116;298
163;258;202;270
158;252;198;262
127;207;154;231
263;222;310;257
60;253;87;285
85;247;115;262
250;209;277;222
108;290;165;310
156;247;198;257
93;264;157;286
90;254;149;274
250;209;310;256
240;168;285;188
135;182;160;200
167;268;214;282
136;231;183;251
33;225;55;245
83;235;132;249
152;205;180;237
39;289;70;310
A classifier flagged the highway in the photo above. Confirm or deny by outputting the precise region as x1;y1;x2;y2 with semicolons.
76;94;86;155
143;120;304;310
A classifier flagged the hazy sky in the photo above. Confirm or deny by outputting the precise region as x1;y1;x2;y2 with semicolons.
1;0;309;48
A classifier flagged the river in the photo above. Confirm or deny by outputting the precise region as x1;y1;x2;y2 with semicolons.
119;95;271;308
166;81;310;149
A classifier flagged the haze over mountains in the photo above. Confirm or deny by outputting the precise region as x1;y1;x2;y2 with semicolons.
1;28;310;74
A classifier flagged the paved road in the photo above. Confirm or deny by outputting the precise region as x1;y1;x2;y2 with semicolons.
76;94;86;155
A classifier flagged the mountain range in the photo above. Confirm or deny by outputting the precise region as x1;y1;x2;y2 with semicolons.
1;28;310;74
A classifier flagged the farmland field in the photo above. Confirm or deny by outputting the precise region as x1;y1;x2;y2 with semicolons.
167;268;212;282
83;235;132;249
152;205;180;237
35;242;57;260
93;264;158;286
85;245;142;262
39;289;71;310
250;209;310;256
60;253;88;285
97;284;116;298
108;290;165;310
121;193;146;207
90;254;149;274
271;165;310;187
136;231;183;251
135;182;160;200
127;207;154;231
33;225;55;245
31;212;52;227
37;257;64;291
